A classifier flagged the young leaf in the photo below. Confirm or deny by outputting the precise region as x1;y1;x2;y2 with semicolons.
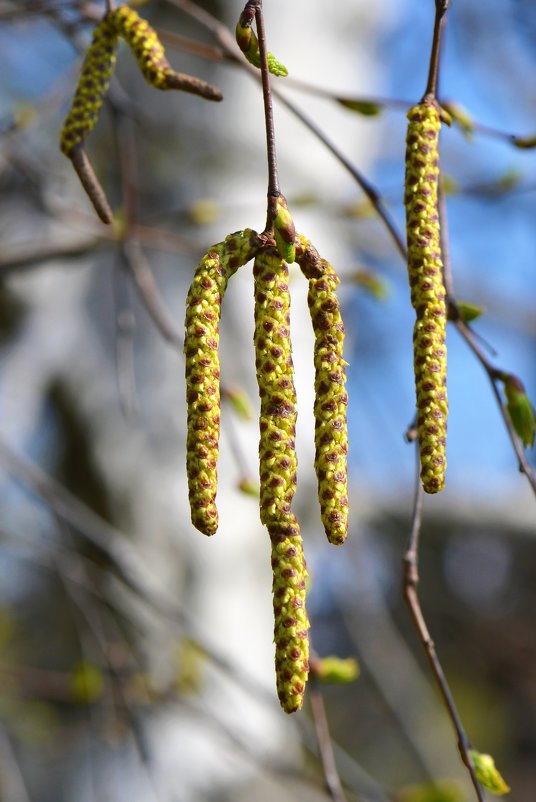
312;656;359;684
504;375;536;448
469;750;510;796
274;195;296;263
457;300;485;323
337;98;382;117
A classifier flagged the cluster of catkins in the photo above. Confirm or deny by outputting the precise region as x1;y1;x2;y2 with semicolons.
404;101;448;493
184;212;348;713
59;5;222;223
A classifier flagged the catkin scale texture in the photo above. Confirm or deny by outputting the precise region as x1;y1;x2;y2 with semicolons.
269;515;309;714
184;230;257;535
60;16;118;155
404;103;448;493
113;5;175;89
297;239;349;544
253;251;297;523
253;250;309;713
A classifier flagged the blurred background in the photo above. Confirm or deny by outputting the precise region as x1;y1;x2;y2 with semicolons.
0;0;535;800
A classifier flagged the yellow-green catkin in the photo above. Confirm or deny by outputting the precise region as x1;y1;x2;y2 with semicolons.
296;238;349;545
253;250;298;524
184;229;258;535
60;15;118;156
112;5;221;99
253;249;309;712
404;102;448;493
269;515;309;713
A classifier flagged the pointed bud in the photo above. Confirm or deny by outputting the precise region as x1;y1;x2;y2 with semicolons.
350;269;389;300
337;98;382;117
312;656;359;685
235;20;253;53
442;101;474;136
222;386;254;420
504;374;536;448
469;750;510;796
457;300;485;323
238;477;260;497
512;134;536;149
273;195;296;264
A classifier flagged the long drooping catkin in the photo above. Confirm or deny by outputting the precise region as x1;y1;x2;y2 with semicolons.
269;515;309;714
253;249;309;712
404;102;448;493
59;15;118;156
253;250;298;523
112;5;222;100
184;230;258;535
296;238;349;545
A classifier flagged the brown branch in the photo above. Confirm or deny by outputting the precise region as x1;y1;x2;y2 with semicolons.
308;675;349;802
69;146;114;225
252;0;281;229
403;450;486;802
423;0;450;102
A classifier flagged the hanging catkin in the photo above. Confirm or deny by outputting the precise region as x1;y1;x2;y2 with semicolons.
297;238;349;544
253;249;309;712
253;250;298;524
269;515;309;714
184;230;258;535
112;5;222;100
404;102;448;493
59;15;118;157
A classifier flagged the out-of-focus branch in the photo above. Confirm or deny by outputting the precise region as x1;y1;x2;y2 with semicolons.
403;451;486;802
308;674;349;802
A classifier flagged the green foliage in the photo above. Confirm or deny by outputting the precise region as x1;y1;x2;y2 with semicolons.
469;750;510;796
313;656;359;684
456;301;485;323
70;661;104;704
337;98;382;116
396;780;464;802
503;375;536;448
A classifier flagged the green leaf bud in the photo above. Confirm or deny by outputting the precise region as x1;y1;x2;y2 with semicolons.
456;300;485;323
273;195;296;264
469;750;510;796
504;374;536;448
312;656;359;684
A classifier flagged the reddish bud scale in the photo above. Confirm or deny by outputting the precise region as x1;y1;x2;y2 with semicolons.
59;16;118;156
184;230;258;535
404;103;448;493
296;237;349;544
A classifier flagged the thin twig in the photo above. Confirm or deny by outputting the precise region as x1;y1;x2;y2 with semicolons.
403;449;486;802
423;0;450;101
252;0;280;229
308;676;349;802
122;240;184;351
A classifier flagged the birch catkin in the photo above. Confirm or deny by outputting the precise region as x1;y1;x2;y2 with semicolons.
269;515;309;714
404;102;448;493
253;249;309;712
59;15;118;156
297;238;349;544
112;5;222;100
253;251;297;524
184;230;258;535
